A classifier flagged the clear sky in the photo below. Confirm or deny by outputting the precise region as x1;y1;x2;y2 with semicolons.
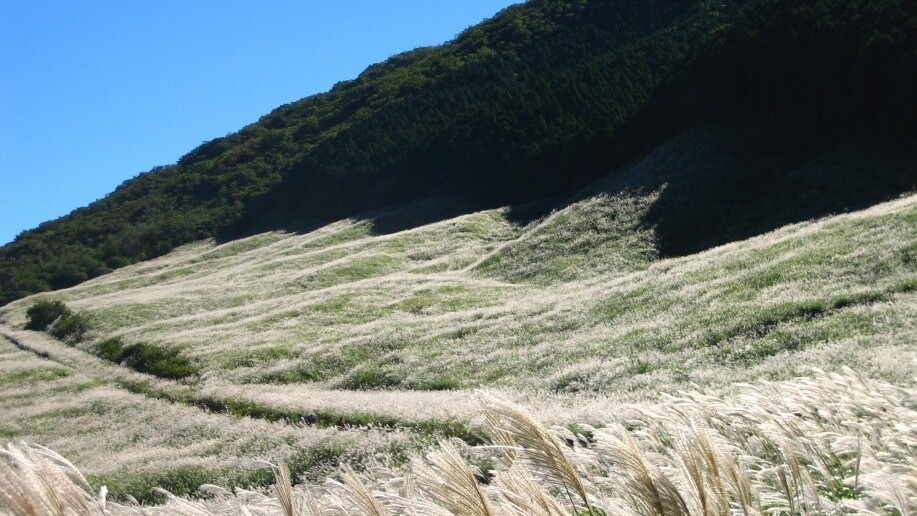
0;1;519;245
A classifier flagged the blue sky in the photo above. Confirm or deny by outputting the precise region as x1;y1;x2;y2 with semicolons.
0;1;519;245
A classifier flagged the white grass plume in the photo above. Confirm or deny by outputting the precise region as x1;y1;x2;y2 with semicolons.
477;390;595;515
413;440;496;516
0;443;96;516
1;371;914;515
492;464;567;516
591;424;690;516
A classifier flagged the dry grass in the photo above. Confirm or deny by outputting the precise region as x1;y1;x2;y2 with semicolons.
0;192;913;498
0;194;912;398
2;370;914;515
0;336;415;502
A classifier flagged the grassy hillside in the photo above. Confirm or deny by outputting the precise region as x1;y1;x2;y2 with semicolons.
0;0;914;507
4;133;914;391
0;189;914;502
2;0;914;305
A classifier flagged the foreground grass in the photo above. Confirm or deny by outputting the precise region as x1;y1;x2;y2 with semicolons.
2;371;914;514
0;337;423;503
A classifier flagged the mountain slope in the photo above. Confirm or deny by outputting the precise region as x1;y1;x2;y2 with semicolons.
0;0;736;305
3;172;913;393
2;187;914;500
3;0;914;306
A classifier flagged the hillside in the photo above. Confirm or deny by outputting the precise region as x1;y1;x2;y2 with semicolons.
4;144;915;391
1;0;914;305
1;0;916;508
1;184;914;500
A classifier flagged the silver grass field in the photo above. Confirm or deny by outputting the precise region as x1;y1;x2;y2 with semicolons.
0;185;915;513
1;370;914;514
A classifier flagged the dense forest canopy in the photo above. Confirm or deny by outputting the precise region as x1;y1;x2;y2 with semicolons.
1;0;914;305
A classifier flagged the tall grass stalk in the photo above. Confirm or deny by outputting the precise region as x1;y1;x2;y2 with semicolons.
1;371;914;515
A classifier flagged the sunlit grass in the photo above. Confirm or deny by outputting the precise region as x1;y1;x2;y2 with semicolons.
0;192;914;502
2;370;913;513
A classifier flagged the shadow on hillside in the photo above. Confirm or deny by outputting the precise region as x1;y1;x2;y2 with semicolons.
361;191;563;235
219;123;914;260
501;198;562;227
215;213;327;245
361;197;480;236
580;126;917;258
219;132;914;261
225;194;566;244
358;194;564;236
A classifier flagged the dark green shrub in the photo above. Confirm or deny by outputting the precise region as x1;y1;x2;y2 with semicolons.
125;344;198;379
90;466;215;504
95;337;126;362
50;312;91;344
24;300;71;331
94;338;198;380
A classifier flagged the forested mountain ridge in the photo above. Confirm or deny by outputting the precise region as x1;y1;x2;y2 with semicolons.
1;0;914;305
